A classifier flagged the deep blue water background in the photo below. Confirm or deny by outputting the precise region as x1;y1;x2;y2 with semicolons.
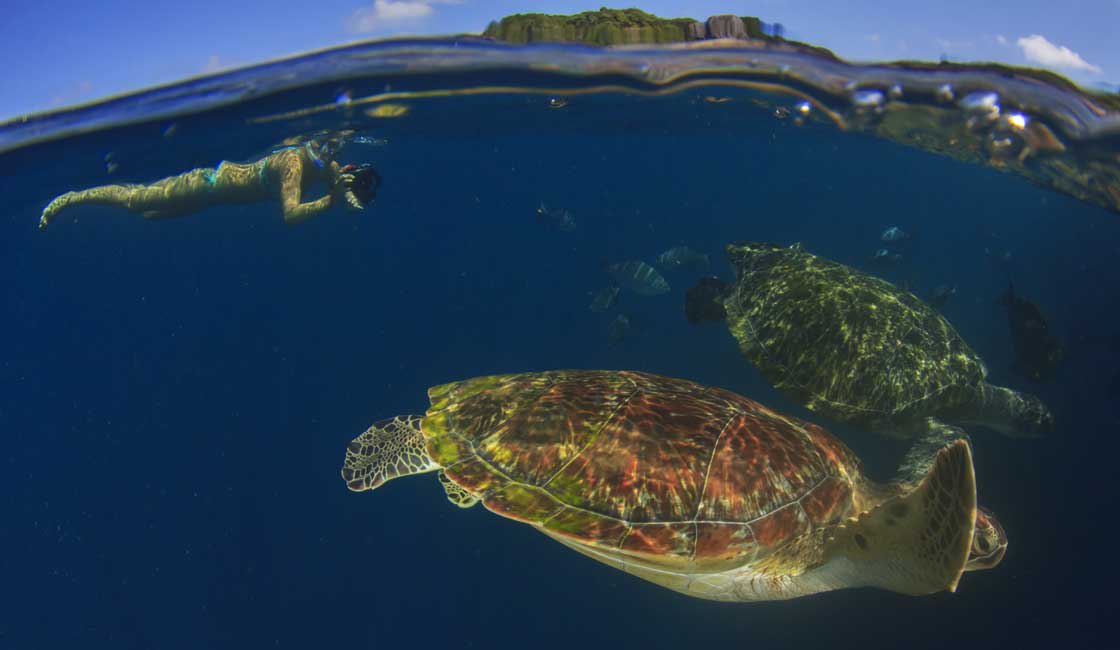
2;87;1119;649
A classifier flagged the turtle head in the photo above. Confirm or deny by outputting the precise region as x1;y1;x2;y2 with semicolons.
685;277;730;324
965;506;1007;571
1006;390;1054;437
973;385;1054;438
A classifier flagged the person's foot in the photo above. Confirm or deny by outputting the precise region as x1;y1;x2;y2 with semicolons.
39;194;69;229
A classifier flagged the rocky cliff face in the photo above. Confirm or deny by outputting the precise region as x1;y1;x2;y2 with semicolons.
482;9;838;60
484;9;774;46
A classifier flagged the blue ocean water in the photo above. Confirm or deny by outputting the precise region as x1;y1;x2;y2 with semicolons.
2;40;1118;648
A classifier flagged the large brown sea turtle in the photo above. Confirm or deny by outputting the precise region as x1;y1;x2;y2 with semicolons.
341;370;1006;601
685;242;1053;439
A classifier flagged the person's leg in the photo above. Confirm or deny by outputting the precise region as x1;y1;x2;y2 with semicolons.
39;168;216;228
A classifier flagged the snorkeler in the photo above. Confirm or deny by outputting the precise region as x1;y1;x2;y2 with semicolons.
38;136;380;229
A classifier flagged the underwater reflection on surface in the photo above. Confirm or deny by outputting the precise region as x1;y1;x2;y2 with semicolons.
1;37;1117;650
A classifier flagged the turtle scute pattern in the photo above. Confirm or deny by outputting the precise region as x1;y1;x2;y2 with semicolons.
342;415;435;492
919;441;975;579
420;370;864;570
724;243;986;432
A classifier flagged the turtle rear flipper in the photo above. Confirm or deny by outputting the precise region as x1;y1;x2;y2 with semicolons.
438;472;479;508
826;439;977;595
895;418;971;485
341;415;439;492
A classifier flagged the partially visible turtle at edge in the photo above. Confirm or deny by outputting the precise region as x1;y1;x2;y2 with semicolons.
342;370;1006;602
685;241;1053;439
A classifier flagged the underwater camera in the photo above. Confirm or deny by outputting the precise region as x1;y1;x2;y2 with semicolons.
340;163;381;207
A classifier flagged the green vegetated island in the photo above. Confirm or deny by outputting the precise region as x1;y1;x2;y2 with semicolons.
483;8;834;57
481;8;1118;108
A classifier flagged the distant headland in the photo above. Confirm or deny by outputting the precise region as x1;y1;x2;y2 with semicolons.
481;8;837;59
481;8;1117;109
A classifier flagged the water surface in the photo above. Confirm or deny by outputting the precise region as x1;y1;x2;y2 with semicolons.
2;38;1117;649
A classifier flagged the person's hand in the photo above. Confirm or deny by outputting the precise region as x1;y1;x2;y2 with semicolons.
332;170;365;211
335;170;357;188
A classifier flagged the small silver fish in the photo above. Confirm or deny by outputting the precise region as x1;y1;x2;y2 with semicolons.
536;202;576;232
657;246;710;272
984;247;1012;264
606;260;670;296
869;249;904;266
880;226;911;242
588;285;620;313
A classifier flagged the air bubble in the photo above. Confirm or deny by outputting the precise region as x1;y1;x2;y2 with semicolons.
960;91;999;115
851;89;884;107
794;101;811;115
1004;113;1029;130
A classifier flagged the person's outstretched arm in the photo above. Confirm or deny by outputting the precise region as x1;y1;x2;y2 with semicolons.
279;160;346;225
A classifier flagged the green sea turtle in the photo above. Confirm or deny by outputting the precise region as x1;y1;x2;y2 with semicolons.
685;242;1054;439
341;370;1006;601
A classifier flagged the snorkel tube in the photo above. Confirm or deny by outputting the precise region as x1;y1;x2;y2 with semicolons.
304;138;338;169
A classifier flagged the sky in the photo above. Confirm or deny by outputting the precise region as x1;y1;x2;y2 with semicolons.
2;0;1118;120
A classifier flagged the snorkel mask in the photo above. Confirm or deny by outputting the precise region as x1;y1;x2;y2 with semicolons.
305;137;344;169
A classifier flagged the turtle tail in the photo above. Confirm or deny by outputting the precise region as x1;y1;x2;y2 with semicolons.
827;439;977;595
341;415;440;492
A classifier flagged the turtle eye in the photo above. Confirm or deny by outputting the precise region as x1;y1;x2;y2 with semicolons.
976;536;991;553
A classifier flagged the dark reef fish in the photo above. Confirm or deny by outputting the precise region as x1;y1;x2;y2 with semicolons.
536;202;576;232
1000;283;1065;382
657;246;710;272
868;248;904;266
606;260;670;296
929;284;957;309
588;285;620;312
607;314;631;344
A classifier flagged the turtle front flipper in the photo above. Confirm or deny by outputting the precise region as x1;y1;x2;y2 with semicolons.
950;382;1054;438
824;439;977;595
341;415;440;492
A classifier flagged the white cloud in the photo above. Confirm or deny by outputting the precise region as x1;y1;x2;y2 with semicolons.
995;34;1008;46
348;0;459;33
1016;34;1101;73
